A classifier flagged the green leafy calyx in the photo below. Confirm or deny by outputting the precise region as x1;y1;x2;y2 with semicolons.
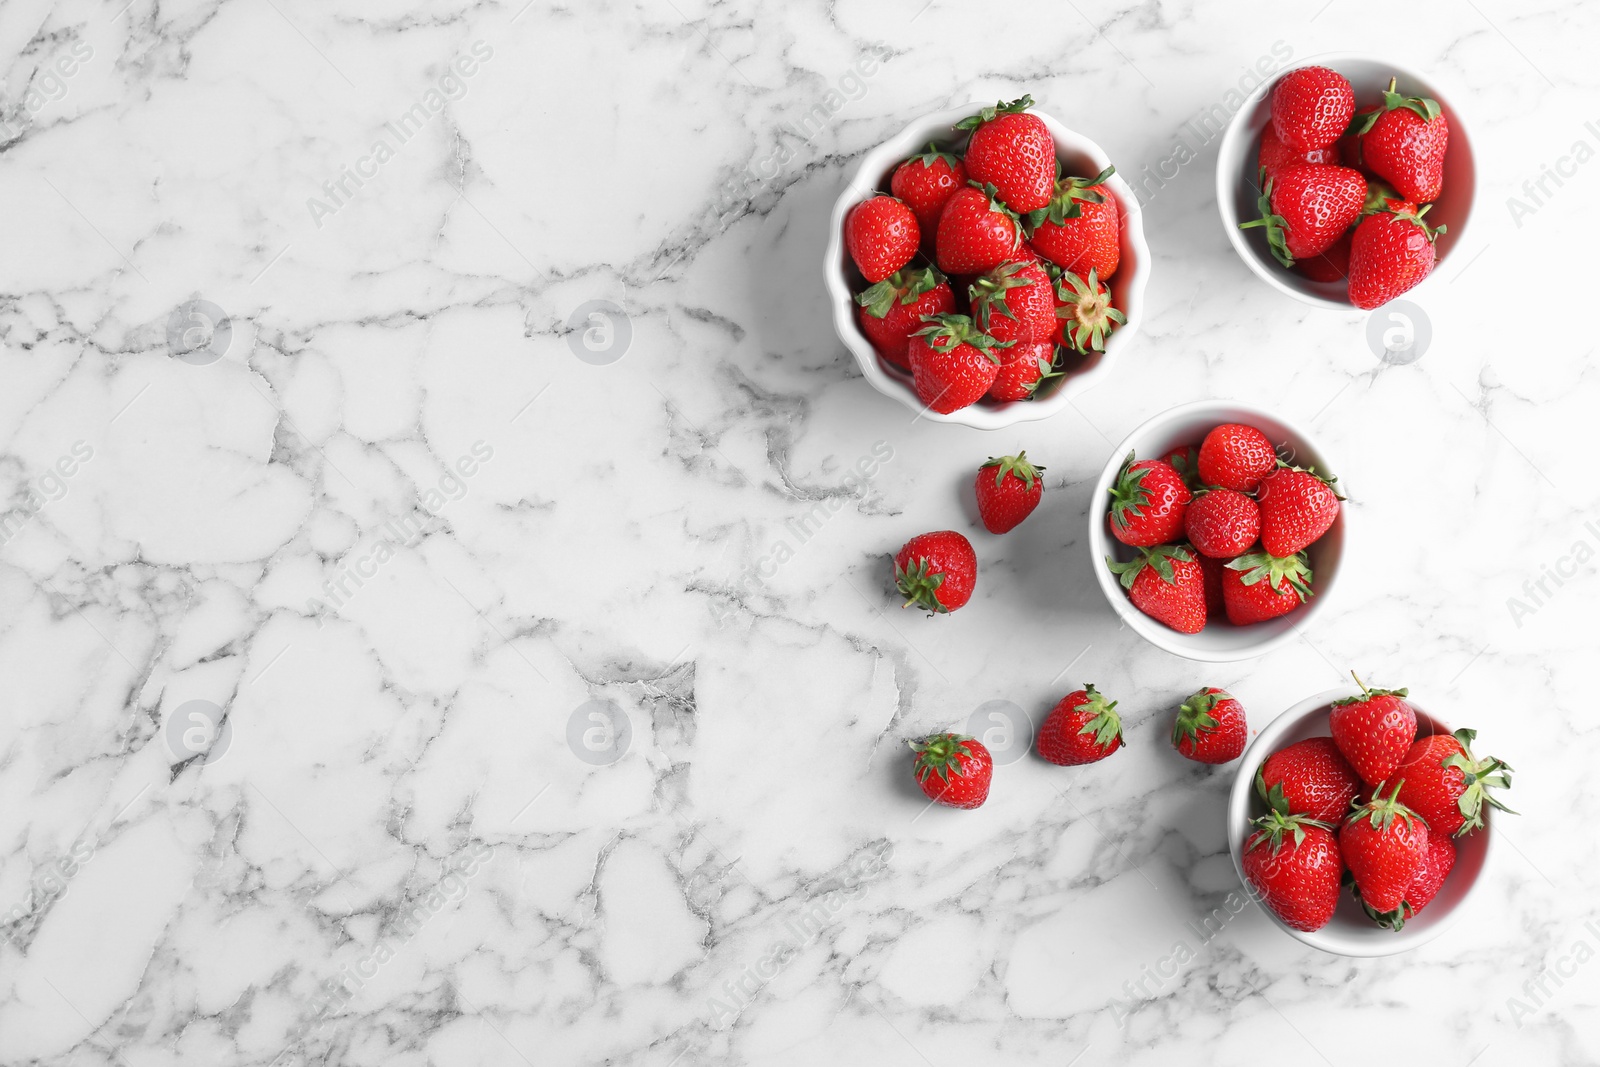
1106;543;1195;590
1226;550;1313;602
855;266;945;319
909;732;979;783
955;94;1034;131
1238;167;1295;267
1172;688;1229;747
981;451;1043;490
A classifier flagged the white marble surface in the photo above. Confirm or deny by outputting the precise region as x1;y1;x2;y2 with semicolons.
1;0;1597;1063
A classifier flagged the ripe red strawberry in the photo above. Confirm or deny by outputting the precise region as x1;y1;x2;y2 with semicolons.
1341;783;1428;914
1394;728;1515;837
1025;166;1120;278
1258;466;1342;557
1352;79;1449;203
975;452;1045;534
1196;553;1225;617
936;184;1023;275
1184;488;1261;559
1294;230;1351;283
891;143;968;236
956;95;1056;213
1328;675;1417;785
1106;544;1207;634
845;195;919;283
1257;122;1337;184
1239;164;1366;267
910;733;992;809
1222;550;1313;625
1353;830;1455;929
1256;737;1363;824
969;260;1057;344
1348;202;1445;310
1052;268;1125;353
1270;65;1355;151
1242;808;1343;932
1198;423;1277;493
1106;453;1191;547
987;340;1056;401
855;268;955;371
894;530;977;614
906;314;1006;414
1172;687;1247;764
1037;683;1123;765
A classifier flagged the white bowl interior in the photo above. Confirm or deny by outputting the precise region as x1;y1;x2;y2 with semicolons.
1088;400;1345;662
825;102;1150;429
1226;689;1492;956
1216;53;1477;310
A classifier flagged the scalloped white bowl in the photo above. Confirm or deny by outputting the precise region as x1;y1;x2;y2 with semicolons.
826;101;1150;430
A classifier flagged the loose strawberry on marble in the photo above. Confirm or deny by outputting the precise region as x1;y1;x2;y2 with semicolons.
1037;683;1124;765
1106;544;1208;634
974;451;1045;534
1221;550;1313;624
910;732;993;809
956;95;1057;213
1106;453;1192;547
1025;166;1120;279
1172;687;1247;764
845;195;920;283
906;313;1007;414
1328;674;1418;785
894;530;978;614
855;267;955;371
891;143;969;236
936;184;1024;275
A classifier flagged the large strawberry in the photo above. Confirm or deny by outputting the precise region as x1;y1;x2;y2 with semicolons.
1328;675;1417;785
845;195;919;283
1257;466;1342;557
969;259;1057;344
855;268;955;371
1239;164;1366;267
1257;122;1336;184
1024;167;1120;278
975;452;1044;534
956;95;1056;213
1351;79;1449;203
1394;728;1515;837
1053;268;1125;353
1222;550;1313;625
1106;544;1207;634
1106;453;1191;547
894;530;977;614
910;733;992;809
1270;65;1355;150
1198;423;1277;493
936;184;1023;275
987;340;1056;401
1184;488;1261;559
1348;202;1445;310
1341;783;1428;914
1256;737;1363;824
1037;683;1123;765
891;143;969;236
906;314;1006;413
1351;830;1455;929
1172;687;1247;764
1242;808;1343;932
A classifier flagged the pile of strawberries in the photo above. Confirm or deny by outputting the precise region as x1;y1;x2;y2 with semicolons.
1103;421;1341;632
1241;65;1451;309
1244;677;1513;932
844;95;1127;414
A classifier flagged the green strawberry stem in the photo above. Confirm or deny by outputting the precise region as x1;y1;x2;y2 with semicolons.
1350;77;1442;135
1334;671;1408;705
1238;167;1294;268
981;451;1044;489
968;261;1033;331
856;267;945;318
1055;268;1124;353
954;95;1034;131
1346;780;1422;833
1023;166;1116;231
1172;688;1225;747
911;312;1012;364
912;141;960;169
1441;727;1518;835
1247;807;1332;855
1226;551;1313;602
1074;683;1124;749
1106;543;1194;590
909;732;978;782
895;557;949;614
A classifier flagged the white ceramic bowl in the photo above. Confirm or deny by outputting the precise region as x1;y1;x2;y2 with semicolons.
1226;688;1493;956
1216;53;1477;309
1089;400;1345;661
825;101;1150;429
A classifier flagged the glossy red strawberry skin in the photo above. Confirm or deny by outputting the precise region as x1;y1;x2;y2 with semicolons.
1106;457;1191;547
912;734;993;809
892;150;968;236
1294;230;1351;283
1198;424;1277;493
1402;832;1455;915
1258;468;1339;557
1348;209;1439;310
1361;107;1448;203
936;187;1022;276
1110;546;1207;634
845;196;919;283
1341;795;1428;914
1258;737;1362;823
1393;734;1473;837
1028;180;1121;279
1258;122;1337;183
857;277;955;372
1267;164;1367;260
1221;555;1311;625
1329;691;1417;785
1172;687;1247;764
1270;66;1355;150
1037;685;1122;765
986;340;1054;401
894;531;977;612
906;333;999;413
1244;821;1343;932
1184;489;1261;559
970;260;1056;344
963;111;1056;213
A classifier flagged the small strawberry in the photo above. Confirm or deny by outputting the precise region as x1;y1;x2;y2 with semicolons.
1239;164;1366;267
1341;782;1428;914
1351;830;1455;929
1053;268;1125;353
1242;808;1343;932
855;267;956;371
1197;553;1225;617
1198;423;1277;493
969;259;1057;344
910;733;993;809
1294;230;1351;283
1257;466;1342;557
1037;683;1123;765
1172;687;1247;764
845;195;919;283
906;313;1007;414
1257;122;1337;184
1106;453;1191;547
1256;737;1363;824
1347;202;1445;310
894;530;978;614
891;143;969;236
987;340;1056;401
936;184;1024;275
1184;488;1261;559
1222;550;1313;625
1328;674;1417;785
1270;65;1355;150
1024;166;1121;278
1394;728;1515;838
1351;78;1449;203
1106;544;1207;634
956;95;1056;213
975;451;1045;534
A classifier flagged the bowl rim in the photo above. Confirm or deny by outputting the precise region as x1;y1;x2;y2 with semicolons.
1213;51;1478;311
1086;399;1346;662
1225;688;1495;956
824;100;1151;430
